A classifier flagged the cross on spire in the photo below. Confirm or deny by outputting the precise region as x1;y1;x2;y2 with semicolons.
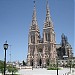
33;0;36;7
47;0;48;5
32;0;36;21
33;0;35;4
46;0;51;20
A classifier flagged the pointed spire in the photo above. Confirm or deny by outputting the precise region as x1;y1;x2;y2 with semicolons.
33;0;36;7
30;0;39;31
46;0;51;21
46;0;49;11
44;0;53;28
61;33;65;39
32;0;37;22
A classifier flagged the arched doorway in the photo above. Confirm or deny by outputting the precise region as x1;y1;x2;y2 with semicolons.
39;58;42;66
30;60;33;66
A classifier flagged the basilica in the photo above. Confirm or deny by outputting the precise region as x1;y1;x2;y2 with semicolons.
27;1;73;68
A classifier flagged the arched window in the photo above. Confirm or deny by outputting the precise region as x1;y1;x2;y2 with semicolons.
45;32;50;41
31;35;35;44
48;33;50;41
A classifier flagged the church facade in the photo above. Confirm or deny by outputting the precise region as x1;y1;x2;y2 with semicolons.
27;1;73;68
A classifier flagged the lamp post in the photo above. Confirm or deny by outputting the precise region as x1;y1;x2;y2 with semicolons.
57;56;58;75
3;41;8;75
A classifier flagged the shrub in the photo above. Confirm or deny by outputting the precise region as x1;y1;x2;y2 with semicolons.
47;67;60;70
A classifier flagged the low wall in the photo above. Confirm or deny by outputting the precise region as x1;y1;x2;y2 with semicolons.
18;66;32;69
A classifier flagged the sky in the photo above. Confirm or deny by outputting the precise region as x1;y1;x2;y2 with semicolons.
0;0;74;62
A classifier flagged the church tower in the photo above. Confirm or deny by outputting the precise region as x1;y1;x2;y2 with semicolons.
43;0;56;65
61;33;73;59
27;1;40;67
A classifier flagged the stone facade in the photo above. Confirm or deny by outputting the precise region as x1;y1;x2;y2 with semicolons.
27;1;56;68
27;1;73;68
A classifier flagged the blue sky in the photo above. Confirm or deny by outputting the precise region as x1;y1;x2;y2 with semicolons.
0;0;74;62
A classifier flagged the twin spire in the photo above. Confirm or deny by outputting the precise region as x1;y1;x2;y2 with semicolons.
44;0;53;28
30;0;39;31
31;0;53;30
32;0;36;22
46;0;51;22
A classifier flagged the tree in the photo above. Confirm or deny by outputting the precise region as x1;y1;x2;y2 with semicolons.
0;60;4;74
0;60;18;75
7;65;18;74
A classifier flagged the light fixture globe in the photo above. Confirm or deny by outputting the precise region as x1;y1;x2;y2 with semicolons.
3;41;8;50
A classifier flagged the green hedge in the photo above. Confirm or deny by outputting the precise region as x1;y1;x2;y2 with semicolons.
47;67;60;70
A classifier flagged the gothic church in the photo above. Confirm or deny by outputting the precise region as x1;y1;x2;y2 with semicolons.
27;1;73;68
27;1;56;68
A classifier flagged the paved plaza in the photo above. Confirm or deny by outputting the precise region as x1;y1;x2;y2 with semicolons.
0;68;75;75
18;68;75;75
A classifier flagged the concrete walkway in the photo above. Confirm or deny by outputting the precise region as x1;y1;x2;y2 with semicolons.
0;68;75;75
18;68;75;75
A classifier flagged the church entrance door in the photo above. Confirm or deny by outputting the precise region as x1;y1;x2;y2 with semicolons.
39;58;42;67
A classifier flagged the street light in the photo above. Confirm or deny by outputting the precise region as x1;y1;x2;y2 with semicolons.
56;56;58;75
3;41;8;75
